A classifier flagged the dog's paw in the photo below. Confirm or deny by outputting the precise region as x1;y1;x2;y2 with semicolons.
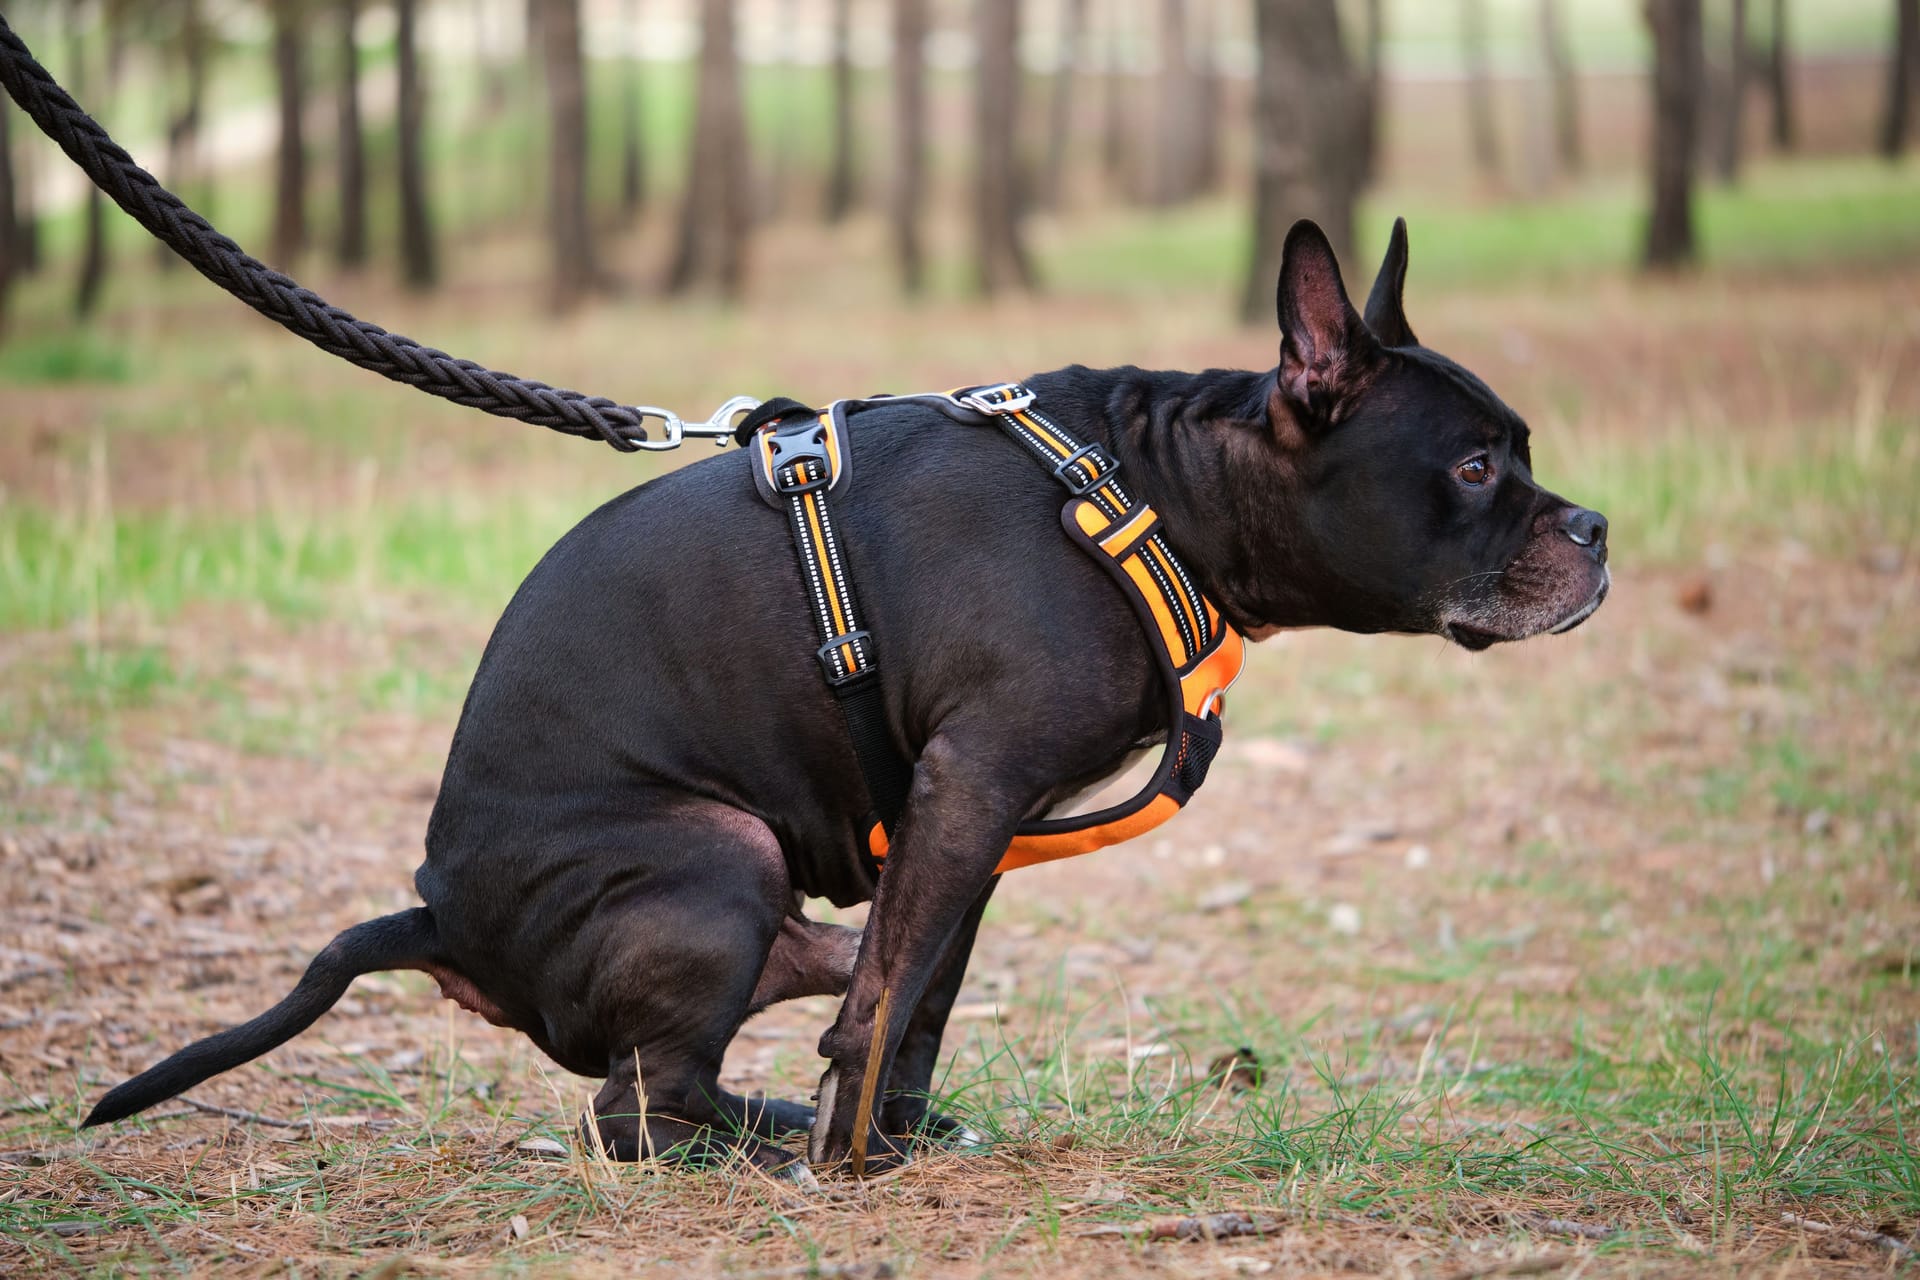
810;1129;914;1180
881;1099;985;1150
919;1111;986;1150
807;1065;843;1165
771;1158;822;1190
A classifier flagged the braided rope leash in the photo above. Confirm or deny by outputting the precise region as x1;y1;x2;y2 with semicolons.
0;15;749;452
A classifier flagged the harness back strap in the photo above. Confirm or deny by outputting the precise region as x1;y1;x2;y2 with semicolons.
751;382;1244;877
751;406;913;832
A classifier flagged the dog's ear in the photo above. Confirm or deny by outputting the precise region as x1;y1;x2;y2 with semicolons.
1363;217;1418;349
1274;220;1377;431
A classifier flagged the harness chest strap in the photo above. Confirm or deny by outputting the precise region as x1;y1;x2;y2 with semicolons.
750;383;1244;876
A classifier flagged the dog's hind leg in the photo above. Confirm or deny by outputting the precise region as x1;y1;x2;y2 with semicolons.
560;809;809;1172
747;908;861;1014
715;1090;817;1140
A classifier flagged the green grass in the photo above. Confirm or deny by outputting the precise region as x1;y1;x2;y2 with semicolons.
2;395;1907;641
4;993;1909;1261
1047;159;1920;296
0;485;608;633
0;329;134;384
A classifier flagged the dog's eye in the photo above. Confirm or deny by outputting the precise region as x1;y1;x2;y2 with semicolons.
1455;457;1491;487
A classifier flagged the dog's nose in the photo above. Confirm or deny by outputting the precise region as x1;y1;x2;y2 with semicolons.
1561;507;1608;559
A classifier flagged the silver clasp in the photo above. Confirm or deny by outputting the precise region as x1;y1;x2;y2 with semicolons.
622;395;762;451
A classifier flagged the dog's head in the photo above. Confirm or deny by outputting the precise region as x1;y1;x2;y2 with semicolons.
1245;218;1609;649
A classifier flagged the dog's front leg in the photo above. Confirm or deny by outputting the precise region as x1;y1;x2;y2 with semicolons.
879;873;998;1139
809;738;1024;1172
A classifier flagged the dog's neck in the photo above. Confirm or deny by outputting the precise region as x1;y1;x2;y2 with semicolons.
1027;364;1333;637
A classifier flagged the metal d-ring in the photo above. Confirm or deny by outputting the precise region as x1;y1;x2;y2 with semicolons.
622;395;762;451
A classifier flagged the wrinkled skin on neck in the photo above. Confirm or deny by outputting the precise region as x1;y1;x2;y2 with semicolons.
1029;219;1609;651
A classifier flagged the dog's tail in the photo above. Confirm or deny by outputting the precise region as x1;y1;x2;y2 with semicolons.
82;908;441;1128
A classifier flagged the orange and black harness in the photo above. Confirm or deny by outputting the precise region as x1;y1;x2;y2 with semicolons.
743;383;1245;876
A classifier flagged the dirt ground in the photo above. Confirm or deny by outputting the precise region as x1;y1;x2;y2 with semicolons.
4;544;1915;1275
2;231;1918;1273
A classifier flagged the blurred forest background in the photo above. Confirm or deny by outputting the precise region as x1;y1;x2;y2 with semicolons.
0;0;1917;324
2;1;1919;1274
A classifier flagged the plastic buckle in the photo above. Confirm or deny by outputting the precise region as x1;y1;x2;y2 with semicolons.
1052;441;1116;496
958;382;1035;417
816;630;873;685
762;422;833;495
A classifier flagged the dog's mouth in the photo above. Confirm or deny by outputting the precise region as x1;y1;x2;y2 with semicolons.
1546;573;1610;636
1442;570;1610;651
1442;621;1503;652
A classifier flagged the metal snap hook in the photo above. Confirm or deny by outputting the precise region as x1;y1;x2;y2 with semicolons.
617;395;762;451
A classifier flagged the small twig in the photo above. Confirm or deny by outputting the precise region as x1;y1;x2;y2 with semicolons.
742;1263;895;1280
181;1098;312;1130
0;947;263;991
1344;1209;1440;1238
136;1110;197;1125
1513;1210;1616;1241
849;986;892;1180
191;1224;265;1257
1781;1212;1915;1258
1437;1257;1572;1280
1079;1210;1281;1241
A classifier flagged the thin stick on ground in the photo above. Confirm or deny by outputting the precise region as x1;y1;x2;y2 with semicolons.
849;984;892;1179
1779;1213;1915;1258
180;1097;313;1129
1511;1211;1617;1240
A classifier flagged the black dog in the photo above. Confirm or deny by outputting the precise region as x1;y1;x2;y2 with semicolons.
81;220;1608;1173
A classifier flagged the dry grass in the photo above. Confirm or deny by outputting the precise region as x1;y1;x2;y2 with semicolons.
3;165;1919;1273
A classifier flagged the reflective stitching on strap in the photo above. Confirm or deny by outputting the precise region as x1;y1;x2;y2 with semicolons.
760;380;1246;878
759;413;869;685
1136;536;1197;664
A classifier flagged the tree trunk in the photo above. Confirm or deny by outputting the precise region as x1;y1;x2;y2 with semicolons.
0;90;16;341
974;0;1037;294
1152;0;1195;205
1356;0;1385;186
1042;0;1086;208
1191;0;1225;192
760;0;799;220
825;0;857;221
619;0;646;221
1765;0;1794;149
336;0;368;268
1644;0;1702;270
668;0;750;296
540;0;600;307
270;0;307;268
1539;0;1581;176
891;0;927;292
1243;0;1363;322
470;0;511;121
1713;0;1748;180
14;117;38;276
397;0;438;288
1883;0;1920;158
159;0;210;273
1102;0;1129;187
74;6;116;318
1461;0;1501;185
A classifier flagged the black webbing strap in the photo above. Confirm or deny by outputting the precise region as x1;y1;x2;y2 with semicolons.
954;383;1214;663
749;383;1225;858
751;409;912;834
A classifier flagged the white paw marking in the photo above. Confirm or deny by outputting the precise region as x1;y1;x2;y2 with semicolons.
807;1069;839;1165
